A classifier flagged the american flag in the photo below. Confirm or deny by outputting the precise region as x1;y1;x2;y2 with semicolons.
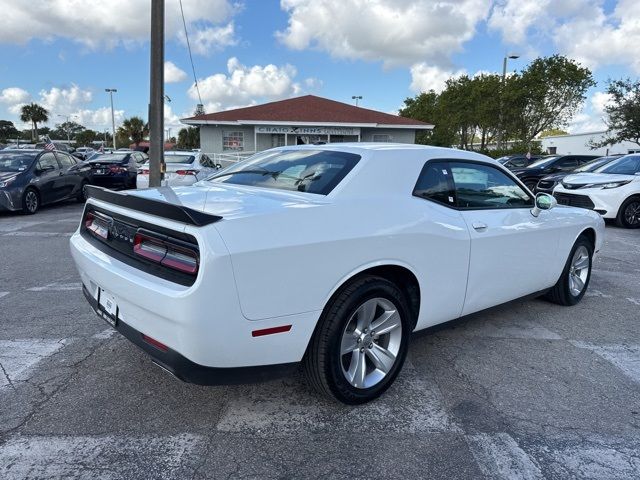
44;137;56;151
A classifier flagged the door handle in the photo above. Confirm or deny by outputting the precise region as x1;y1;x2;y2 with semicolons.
472;221;488;232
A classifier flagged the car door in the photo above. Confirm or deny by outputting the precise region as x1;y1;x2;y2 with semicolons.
448;161;561;316
33;152;62;204
54;152;80;198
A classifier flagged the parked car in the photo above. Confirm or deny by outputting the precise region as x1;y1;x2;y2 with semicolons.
511;154;601;191
73;147;95;161
535;155;622;195
35;141;72;153
553;154;640;228
136;151;220;188
496;154;542;169
0;149;91;214
71;144;604;404
86;152;146;190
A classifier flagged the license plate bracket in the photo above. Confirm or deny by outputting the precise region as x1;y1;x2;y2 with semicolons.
97;287;119;327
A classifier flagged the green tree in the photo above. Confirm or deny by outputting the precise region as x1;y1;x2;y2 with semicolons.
590;78;640;148
20;103;49;141
539;129;569;138
75;129;98;147
399;91;455;147
52;121;84;141
177;127;200;149
503;55;595;146
117;116;148;147
0;120;19;142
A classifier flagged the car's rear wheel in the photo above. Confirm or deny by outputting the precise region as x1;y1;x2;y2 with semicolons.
616;197;640;229
77;181;88;202
21;188;40;215
545;235;593;306
303;276;410;404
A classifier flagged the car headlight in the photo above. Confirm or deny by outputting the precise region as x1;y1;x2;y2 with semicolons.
0;177;16;188
581;180;632;189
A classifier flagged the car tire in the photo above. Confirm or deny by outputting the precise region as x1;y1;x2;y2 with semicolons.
21;188;40;215
303;275;411;405
76;181;88;202
544;235;593;306
616;196;640;229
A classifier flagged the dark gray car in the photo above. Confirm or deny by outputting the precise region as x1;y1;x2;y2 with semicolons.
0;149;91;214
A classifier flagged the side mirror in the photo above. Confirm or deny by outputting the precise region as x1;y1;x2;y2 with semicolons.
37;165;55;174
531;193;557;217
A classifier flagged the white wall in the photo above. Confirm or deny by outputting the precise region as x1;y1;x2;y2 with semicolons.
540;131;640;156
360;128;416;144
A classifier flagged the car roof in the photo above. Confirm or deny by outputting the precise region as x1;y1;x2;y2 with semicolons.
1;148;40;153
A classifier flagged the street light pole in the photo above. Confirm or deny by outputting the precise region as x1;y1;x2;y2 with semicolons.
352;95;362;107
497;54;519;151
105;89;117;150
148;0;165;188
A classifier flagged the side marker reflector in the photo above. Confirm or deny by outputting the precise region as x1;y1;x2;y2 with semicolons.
142;334;169;352
251;325;292;337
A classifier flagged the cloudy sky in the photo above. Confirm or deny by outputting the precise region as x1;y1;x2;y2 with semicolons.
0;0;637;135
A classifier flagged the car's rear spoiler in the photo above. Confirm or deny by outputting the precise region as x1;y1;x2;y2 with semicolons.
85;186;222;227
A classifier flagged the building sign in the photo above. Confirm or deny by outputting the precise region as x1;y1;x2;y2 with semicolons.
255;126;360;135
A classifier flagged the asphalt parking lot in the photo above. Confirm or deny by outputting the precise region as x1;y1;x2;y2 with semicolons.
1;202;639;479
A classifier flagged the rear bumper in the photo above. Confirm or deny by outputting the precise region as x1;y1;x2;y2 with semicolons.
82;285;298;385
90;174;134;189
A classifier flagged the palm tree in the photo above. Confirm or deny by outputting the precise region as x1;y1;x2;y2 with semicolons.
117;116;148;147
20;103;49;141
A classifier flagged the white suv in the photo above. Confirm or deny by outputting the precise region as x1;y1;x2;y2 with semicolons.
553;154;640;228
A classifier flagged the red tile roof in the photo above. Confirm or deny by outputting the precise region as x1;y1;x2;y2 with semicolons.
182;95;432;128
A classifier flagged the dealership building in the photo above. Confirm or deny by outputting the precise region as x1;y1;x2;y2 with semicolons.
181;95;433;156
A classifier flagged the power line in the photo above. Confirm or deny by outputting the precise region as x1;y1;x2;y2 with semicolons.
179;0;203;107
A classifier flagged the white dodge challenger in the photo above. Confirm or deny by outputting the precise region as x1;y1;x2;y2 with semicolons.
70;144;604;404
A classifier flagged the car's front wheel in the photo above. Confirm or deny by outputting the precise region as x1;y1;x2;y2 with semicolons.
545;235;593;306
303;276;411;404
616;196;640;229
21;188;40;215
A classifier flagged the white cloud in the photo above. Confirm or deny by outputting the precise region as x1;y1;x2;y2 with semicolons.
179;22;238;56
188;57;309;112
165;61;188;83
567;91;612;134
73;107;125;130
39;85;93;114
410;63;467;93
488;0;551;44
0;87;30;105
277;0;490;67
0;0;237;50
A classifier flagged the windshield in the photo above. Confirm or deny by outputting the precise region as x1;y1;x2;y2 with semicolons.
89;153;128;163
165;154;195;164
573;156;616;173
526;156;559;168
595;155;640;175
206;149;361;195
0;152;37;172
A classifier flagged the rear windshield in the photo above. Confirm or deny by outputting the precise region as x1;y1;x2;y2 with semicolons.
0;152;37;172
206;149;361;195
89;153;128;163
165;154;195;164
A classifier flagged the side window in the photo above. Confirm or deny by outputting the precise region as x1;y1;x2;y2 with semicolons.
413;161;456;207
56;153;75;168
38;152;59;171
555;157;578;170
450;162;533;209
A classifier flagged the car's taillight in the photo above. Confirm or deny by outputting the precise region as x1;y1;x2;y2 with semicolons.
109;165;128;173
133;231;199;275
84;210;110;239
175;169;199;176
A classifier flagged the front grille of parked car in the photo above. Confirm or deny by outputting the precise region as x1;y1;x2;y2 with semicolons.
553;192;595;210
537;180;555;190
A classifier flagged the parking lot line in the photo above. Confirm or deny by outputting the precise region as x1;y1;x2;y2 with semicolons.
27;282;82;292
0;339;68;390
0;292;8;300
0;434;204;479
466;433;544;480
570;341;640;384
0;220;45;233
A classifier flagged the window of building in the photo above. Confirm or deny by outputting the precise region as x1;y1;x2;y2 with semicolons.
372;134;392;142
223;131;244;151
271;134;286;148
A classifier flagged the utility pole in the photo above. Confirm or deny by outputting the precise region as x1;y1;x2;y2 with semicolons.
105;89;117;150
496;54;519;150
148;0;165;188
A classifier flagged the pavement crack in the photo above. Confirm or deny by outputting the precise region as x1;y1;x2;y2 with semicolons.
0;361;17;392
